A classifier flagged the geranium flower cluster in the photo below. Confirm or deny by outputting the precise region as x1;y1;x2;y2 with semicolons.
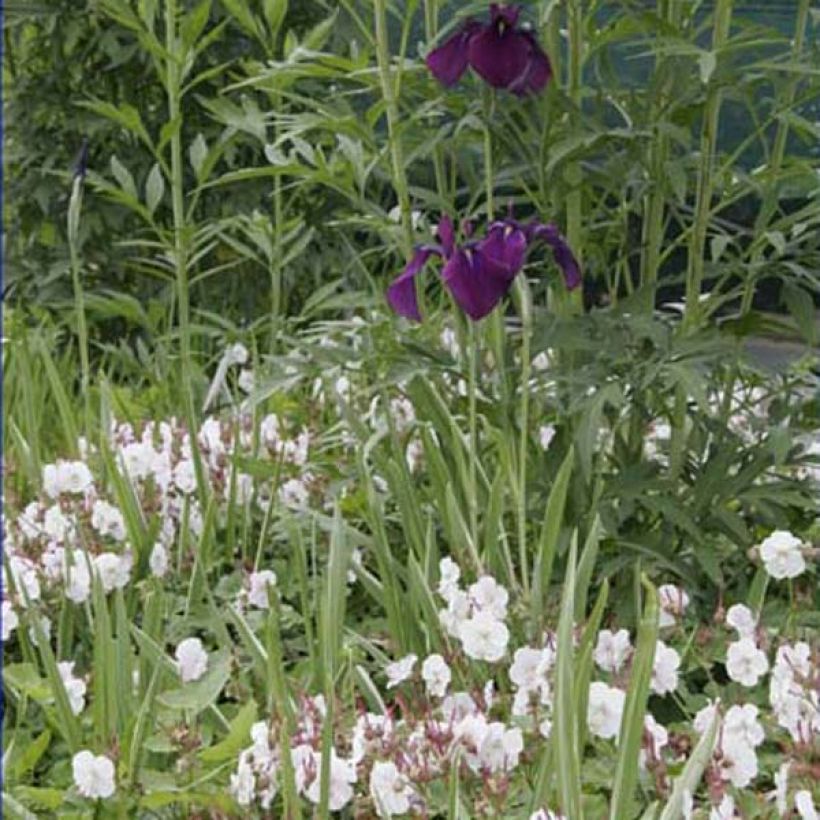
1;410;312;644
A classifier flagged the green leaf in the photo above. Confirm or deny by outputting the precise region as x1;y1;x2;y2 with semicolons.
145;163;165;215
660;709;719;820
554;535;582;820
200;701;257;763
110;154;138;200
531;448;574;629
263;0;287;36
189;133;208;179
609;578;660;820
157;649;230;713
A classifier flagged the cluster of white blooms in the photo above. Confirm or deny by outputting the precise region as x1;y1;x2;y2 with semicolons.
437;558;510;662
769;641;819;743
509;643;556;737
2;407;319;645
229;720;280;809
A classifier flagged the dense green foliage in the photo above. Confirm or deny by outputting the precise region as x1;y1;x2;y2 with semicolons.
2;1;819;818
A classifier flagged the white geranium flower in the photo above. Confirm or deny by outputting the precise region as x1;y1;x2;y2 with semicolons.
726;638;768;687
58;661;87;715
719;742;758;788
593;629;632;673
421;654;451;698
437;557;461;602
538;424;556;451
149;542;169;578
120;441;155;481
93;552;131;593
709;794;738;820
459;612;509;663
796;790;818;820
43;505;72;543
173;459;197;495
759;530;806;580
6;556;41;604
405;438;424;473
247;570;277;609
389;396;415;434
724;703;764;748
72;750;116;799
651;641;680;695
774;762;790;814
370;760;414;817
58;461;94;496
91;500;126;541
304;749;356;812
640;714;669;768
725;603;756;639
468;575;508;620
2;600;19;641
238;368;255;394
278;478;309;508
386;654;417;688
230;752;256;806
658;584;689;627
477;723;524;772
693;701;720;737
175;637;209;683
587;682;625;740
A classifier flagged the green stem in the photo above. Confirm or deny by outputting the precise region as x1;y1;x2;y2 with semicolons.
684;0;733;329
67;176;91;435
165;0;207;499
640;0;682;312
516;278;532;596
423;0;448;203
467;321;479;553
739;0;810;317
565;0;584;315
374;0;413;258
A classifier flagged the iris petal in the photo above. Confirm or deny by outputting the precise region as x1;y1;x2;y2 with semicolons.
508;34;552;96
442;247;518;321
478;223;527;274
528;224;582;290
467;27;529;90
436;215;456;258
426;24;479;87
386;247;442;320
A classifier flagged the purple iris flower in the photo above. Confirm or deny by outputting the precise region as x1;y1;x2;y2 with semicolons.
426;4;552;96
386;215;581;322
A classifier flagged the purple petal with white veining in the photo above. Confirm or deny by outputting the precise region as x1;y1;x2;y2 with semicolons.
478;223;527;275
386;246;442;320
442;247;518;321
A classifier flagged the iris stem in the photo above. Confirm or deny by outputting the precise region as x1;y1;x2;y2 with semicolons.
165;0;207;501
684;0;733;329
467;321;479;553
373;0;413;258
565;0;584;316
739;0;809;317
516;278;532;596
423;0;448;204
67;175;91;437
640;0;682;312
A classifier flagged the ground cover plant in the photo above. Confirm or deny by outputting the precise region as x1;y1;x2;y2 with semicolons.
2;0;819;818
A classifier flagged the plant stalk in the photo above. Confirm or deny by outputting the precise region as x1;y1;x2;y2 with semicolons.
739;0;810;316
374;0;414;258
565;0;584;315
684;0;733;328
67;175;91;435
